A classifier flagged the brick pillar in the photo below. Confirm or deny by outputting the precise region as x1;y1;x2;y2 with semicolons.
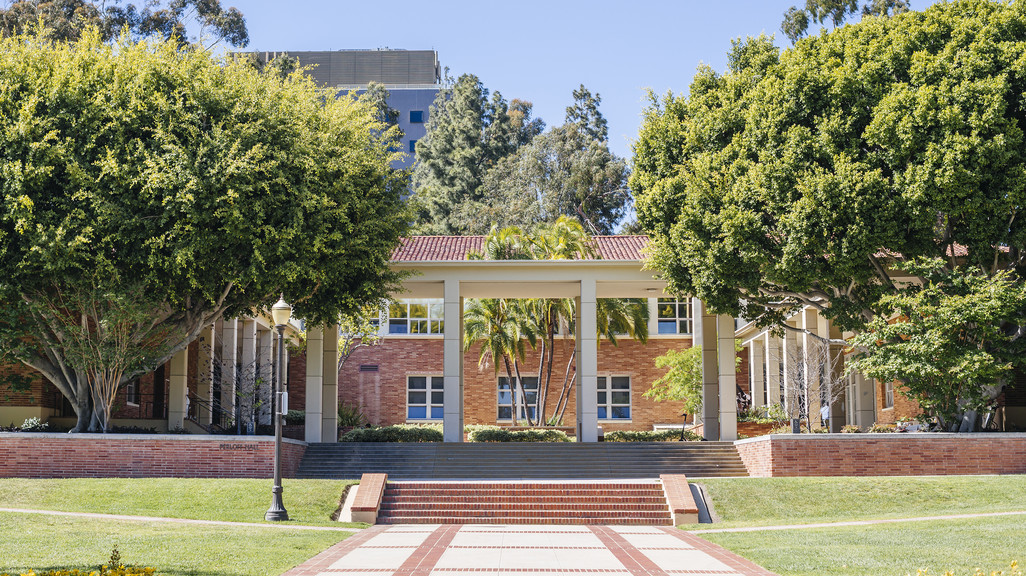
576;278;598;442
305;327;324;443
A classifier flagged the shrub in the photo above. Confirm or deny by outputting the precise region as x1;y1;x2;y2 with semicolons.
737;403;788;423
20;417;49;432
109;425;159;434
869;423;898;433
841;424;862;433
469;428;571;442
337;403;367;427
284;410;306;426
340;424;442;442
604;429;702;442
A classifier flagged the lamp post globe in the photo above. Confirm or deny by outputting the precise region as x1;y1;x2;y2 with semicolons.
266;295;291;522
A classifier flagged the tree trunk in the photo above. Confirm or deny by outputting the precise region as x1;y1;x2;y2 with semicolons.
553;348;577;424
502;355;518;426
535;335;547;425
512;358;533;426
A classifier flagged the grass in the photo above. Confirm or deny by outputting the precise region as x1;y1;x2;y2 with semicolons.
689;475;1026;576
700;515;1026;576
693;475;1026;529
0;478;364;528
0;511;348;576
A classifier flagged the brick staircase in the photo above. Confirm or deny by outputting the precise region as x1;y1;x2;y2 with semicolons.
296;442;749;479
377;480;673;525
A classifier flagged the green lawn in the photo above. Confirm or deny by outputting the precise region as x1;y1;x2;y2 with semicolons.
0;512;348;576
700;515;1026;576
0;478;363;528
690;475;1026;576
694;475;1026;529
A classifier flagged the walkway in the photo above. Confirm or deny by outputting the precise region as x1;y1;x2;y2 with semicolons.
282;524;778;576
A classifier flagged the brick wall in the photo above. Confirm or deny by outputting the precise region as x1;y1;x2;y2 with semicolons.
0;434;307;479
735;434;1026;477
876;380;922;424
336;337;694;431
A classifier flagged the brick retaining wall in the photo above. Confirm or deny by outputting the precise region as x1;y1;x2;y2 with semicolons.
0;433;307;479
735;433;1026;477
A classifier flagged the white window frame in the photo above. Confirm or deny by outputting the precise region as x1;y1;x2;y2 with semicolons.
597;375;631;420
406;374;444;421
388;299;444;335
884;380;894;409
656;298;693;335
497;376;539;422
125;380;139;407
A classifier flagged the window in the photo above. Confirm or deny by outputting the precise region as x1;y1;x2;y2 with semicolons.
657;298;692;334
884;380;894;409
409;110;424;123
408;375;444;420
408;139;417;153
125;380;139;406
388;299;444;334
497;376;539;421
597;376;631;419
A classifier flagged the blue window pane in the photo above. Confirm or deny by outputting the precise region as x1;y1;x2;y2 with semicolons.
408;139;417;153
389;320;408;334
498;406;512;419
658;320;677;334
498;391;512;404
597;407;607;419
410;110;424;123
611;406;631;419
408;406;426;419
430;406;443;419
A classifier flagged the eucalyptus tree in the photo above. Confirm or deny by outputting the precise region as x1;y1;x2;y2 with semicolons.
0;31;408;431
632;0;1026;429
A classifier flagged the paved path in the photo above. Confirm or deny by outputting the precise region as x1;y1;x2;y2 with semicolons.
0;507;358;532
282;524;778;576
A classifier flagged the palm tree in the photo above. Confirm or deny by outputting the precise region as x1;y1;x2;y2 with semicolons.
463;297;537;425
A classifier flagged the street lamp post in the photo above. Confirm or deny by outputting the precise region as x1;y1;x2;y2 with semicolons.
265;295;291;522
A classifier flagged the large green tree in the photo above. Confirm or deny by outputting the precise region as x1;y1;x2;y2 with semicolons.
411;74;543;234
0;31;408;431
0;0;249;47
632;0;1026;427
469;86;632;235
781;0;910;43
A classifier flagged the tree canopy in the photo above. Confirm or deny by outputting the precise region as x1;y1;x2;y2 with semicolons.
0;0;249;47
0;31;408;430
781;0;910;43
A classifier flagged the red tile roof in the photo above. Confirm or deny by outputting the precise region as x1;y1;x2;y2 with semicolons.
392;235;649;262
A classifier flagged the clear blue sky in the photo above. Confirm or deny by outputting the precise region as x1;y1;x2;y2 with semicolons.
228;0;935;159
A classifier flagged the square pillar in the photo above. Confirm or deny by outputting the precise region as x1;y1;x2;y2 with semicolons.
749;339;765;408
694;299;719;440
717;314;737;441
443;279;465;442
765;333;782;408
305;327;324;443
168;347;188;431
782;322;800;418
801;308;822;429
854;373;876;428
221;318;239;419
322;324;340;443
240;319;257;433
195;324;214;425
575;278;598;442
257;327;272;425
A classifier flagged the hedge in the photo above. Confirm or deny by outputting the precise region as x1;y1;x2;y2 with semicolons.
604;429;702;442
339;425;443;442
468;428;572;442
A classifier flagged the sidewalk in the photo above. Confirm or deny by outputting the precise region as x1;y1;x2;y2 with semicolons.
282;524;779;576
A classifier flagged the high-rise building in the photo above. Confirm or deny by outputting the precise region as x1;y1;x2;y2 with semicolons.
253;49;440;171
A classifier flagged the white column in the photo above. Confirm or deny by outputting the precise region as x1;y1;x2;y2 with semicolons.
750;339;765;408
257;327;272;425
168;347;188;431
322;324;340;443
240;319;257;433
195;324;214;425
694;300;720;440
822;314;845;432
717;314;738;441
765;333;782;407
442;279;465;442
221;318;239;419
647;298;660;337
854;373;876;428
304;327;324;443
575;278;599;442
801;308;822;428
782;322;799;417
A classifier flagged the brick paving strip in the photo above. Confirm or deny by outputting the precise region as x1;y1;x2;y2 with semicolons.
0;507;361;532
688;510;1026;534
